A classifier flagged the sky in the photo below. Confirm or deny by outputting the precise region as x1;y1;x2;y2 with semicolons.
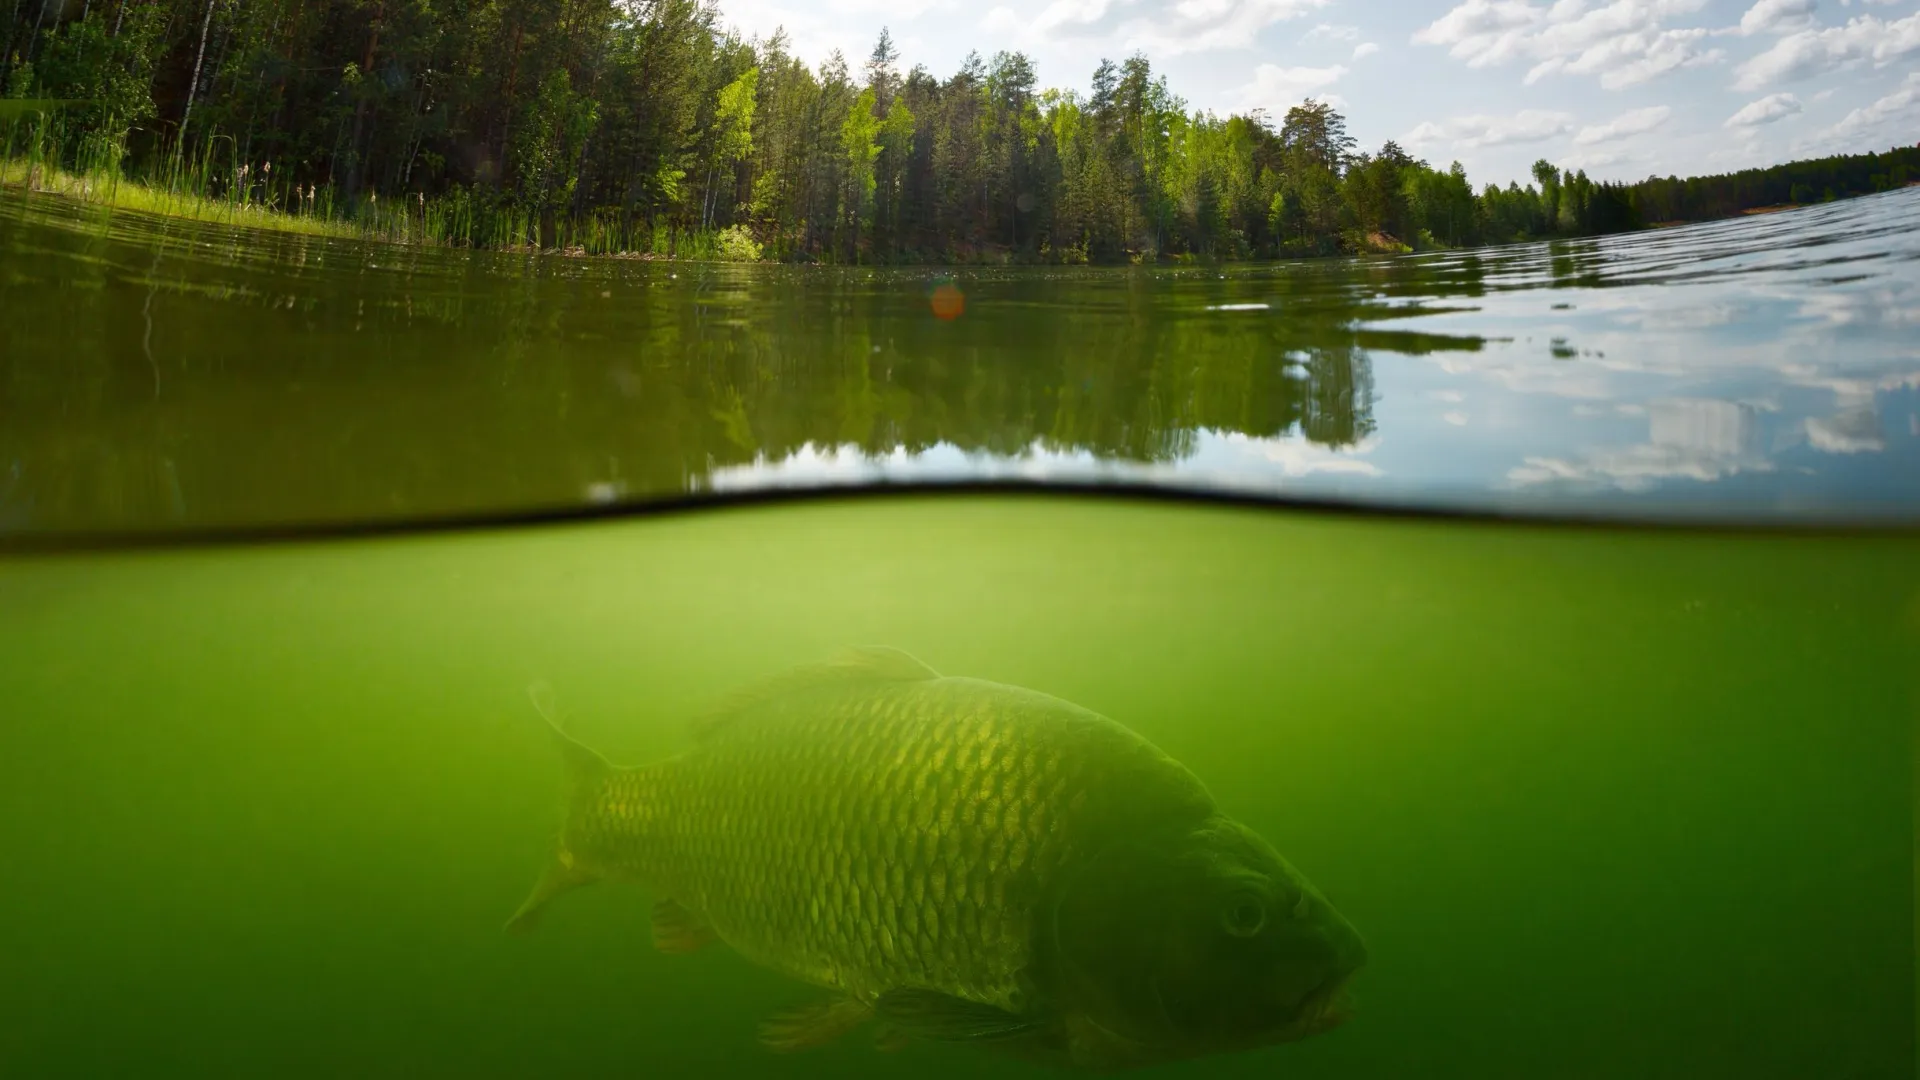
709;0;1920;187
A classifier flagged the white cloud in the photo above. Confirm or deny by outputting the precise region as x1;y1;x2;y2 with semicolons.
981;0;1100;40
1560;147;1639;171
1407;109;1576;149
1733;9;1920;89
1724;92;1804;126
720;0;965;68
1736;0;1817;36
1413;0;1725;90
1303;22;1361;41
1235;63;1349;112
1129;0;1332;53
986;0;1331;55
1823;70;1920;145
1573;104;1672;144
1352;41;1380;59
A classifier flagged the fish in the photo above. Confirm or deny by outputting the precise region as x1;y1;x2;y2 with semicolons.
508;646;1366;1070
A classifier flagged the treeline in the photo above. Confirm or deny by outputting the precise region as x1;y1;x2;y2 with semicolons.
1627;150;1918;224
3;0;1914;261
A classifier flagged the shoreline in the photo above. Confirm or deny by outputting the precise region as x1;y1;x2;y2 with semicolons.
8;154;1915;268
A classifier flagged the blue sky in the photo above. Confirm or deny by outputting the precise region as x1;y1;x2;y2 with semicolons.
712;0;1920;187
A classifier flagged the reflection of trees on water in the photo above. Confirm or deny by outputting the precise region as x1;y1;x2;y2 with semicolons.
720;301;1389;468
0;212;1488;533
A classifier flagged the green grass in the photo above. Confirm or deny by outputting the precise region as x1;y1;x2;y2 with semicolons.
2;156;376;240
2;115;763;259
2;116;418;242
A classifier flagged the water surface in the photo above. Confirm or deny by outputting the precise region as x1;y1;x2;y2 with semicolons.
3;187;1917;538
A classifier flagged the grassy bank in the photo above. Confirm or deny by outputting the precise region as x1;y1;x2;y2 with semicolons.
1;116;762;258
2;157;383;241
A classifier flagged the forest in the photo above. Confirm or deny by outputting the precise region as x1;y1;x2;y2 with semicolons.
4;0;1917;262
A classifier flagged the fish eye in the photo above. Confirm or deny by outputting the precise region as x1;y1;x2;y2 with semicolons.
1222;895;1266;938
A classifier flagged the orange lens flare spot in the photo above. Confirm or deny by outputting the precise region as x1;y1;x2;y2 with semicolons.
930;283;966;321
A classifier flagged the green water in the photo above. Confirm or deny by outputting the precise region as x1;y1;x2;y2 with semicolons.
1;496;1915;1077
2;188;1919;1076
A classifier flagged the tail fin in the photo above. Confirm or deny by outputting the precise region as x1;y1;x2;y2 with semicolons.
506;682;614;935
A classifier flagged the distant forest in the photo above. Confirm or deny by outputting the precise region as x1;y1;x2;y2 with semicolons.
4;0;1917;260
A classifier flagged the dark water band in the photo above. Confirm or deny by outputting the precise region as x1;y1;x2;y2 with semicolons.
3;478;1917;557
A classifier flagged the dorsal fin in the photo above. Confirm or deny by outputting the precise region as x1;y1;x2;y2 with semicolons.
691;646;940;743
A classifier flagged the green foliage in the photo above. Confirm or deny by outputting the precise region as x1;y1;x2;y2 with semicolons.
2;2;1912;260
714;223;762;261
715;68;758;166
839;87;881;257
514;68;596;217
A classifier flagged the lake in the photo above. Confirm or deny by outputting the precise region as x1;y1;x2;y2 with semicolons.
3;185;1918;538
0;188;1915;1079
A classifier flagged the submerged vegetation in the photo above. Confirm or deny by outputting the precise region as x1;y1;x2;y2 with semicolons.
3;0;1916;260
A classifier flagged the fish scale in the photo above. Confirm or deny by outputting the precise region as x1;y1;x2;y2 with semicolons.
527;652;1210;1014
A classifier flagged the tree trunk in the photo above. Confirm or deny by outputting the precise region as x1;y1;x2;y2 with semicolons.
703;164;717;232
497;23;523;188
9;0;26;64
27;0;55;64
567;51;605;220
178;0;218;156
343;0;385;199
266;0;305;133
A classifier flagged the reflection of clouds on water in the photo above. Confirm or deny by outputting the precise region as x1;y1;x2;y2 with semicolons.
1805;409;1885;455
705;431;1383;494
1510;368;1920;493
1794;288;1920;329
1215;433;1383;479
1782;368;1920;408
1780;369;1920;457
1627;304;1737;332
1508;398;1771;491
1434;353;1614;400
1650;398;1762;461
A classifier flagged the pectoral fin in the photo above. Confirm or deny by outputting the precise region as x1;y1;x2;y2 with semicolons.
651;898;717;954
758;995;874;1052
873;1023;916;1053
873;989;1042;1043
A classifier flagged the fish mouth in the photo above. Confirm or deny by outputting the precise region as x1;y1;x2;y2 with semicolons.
1274;971;1357;1042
